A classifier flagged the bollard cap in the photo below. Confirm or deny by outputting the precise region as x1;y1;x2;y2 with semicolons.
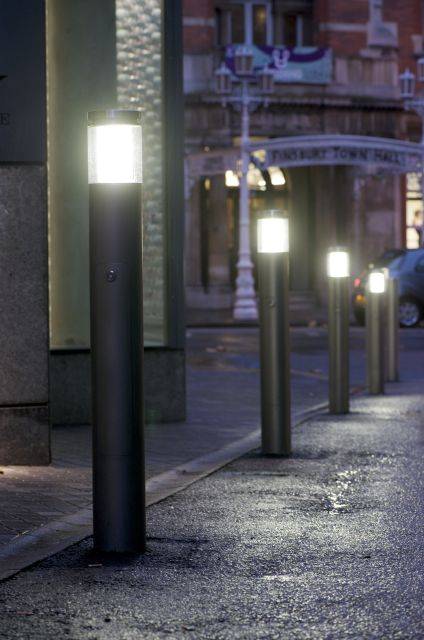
257;210;289;254
327;247;349;278
368;269;386;294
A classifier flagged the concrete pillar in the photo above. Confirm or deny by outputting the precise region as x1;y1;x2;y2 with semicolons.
0;2;49;464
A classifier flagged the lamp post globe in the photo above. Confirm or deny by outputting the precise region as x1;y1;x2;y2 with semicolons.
235;45;254;76
215;62;232;96
399;68;416;100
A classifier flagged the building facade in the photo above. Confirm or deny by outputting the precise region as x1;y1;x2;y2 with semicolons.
0;0;185;464
183;0;424;315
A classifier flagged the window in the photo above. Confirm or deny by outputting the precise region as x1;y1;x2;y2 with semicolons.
406;173;423;249
231;4;245;43
274;0;314;47
215;1;272;46
253;5;267;46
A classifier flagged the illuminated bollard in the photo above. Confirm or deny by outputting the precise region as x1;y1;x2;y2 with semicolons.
366;269;386;395
257;210;291;456
88;110;145;553
327;248;350;414
386;275;399;382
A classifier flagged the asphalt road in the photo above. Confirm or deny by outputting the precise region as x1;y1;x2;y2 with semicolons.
0;378;422;639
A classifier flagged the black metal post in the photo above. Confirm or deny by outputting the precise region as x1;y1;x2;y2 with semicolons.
366;289;385;395
328;277;350;413
258;252;291;455
386;276;399;382
88;111;145;553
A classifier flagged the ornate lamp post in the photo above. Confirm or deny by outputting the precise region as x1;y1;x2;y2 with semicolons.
215;48;274;320
400;62;424;247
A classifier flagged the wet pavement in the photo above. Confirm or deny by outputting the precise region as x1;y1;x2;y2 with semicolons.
0;379;422;639
0;327;423;562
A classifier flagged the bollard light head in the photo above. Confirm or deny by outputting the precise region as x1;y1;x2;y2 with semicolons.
327;247;350;278
368;269;386;294
87;110;142;184
257;210;289;253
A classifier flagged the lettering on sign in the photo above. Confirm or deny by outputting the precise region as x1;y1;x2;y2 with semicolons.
266;144;422;172
187;136;424;178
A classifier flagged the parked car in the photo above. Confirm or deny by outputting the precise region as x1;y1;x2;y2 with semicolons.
352;248;424;327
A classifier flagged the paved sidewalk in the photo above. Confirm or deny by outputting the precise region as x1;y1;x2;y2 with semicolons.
0;327;422;580
0;377;422;639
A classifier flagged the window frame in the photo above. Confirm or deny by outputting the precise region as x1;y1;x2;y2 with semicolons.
216;0;274;47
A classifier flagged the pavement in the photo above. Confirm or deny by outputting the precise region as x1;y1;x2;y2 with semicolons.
0;376;422;638
0;327;422;635
1;326;344;579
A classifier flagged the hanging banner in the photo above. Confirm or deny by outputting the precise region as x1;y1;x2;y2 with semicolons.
225;45;332;85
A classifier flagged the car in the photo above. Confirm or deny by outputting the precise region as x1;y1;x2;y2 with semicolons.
352;248;424;327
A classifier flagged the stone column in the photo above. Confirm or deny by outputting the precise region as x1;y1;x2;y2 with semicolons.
0;2;49;464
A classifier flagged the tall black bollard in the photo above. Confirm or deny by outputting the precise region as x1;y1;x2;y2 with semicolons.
257;211;291;456
88;110;145;553
386;275;399;382
366;269;386;395
327;248;350;414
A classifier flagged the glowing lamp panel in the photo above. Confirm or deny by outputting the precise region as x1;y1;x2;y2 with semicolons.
257;218;289;253
368;271;386;294
88;124;142;184
327;251;349;278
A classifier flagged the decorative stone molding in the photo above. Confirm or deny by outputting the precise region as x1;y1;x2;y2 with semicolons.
187;135;423;179
367;0;398;50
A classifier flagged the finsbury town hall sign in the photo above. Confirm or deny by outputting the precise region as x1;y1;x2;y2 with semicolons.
188;134;423;178
255;135;423;173
0;1;46;162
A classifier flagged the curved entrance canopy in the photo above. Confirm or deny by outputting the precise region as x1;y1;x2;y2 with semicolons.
187;135;423;178
250;135;423;174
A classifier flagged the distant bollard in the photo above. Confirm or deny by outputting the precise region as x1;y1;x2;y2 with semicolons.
366;270;386;394
386;275;399;382
257;210;291;456
327;248;350;414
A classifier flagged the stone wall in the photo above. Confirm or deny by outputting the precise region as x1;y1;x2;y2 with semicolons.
0;166;49;464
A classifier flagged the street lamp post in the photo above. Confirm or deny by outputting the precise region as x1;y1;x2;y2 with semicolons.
216;48;274;320
327;248;350;414
400;62;424;247
366;269;386;395
88;110;145;553
257;210;291;456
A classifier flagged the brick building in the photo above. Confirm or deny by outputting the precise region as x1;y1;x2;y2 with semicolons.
183;0;424;316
